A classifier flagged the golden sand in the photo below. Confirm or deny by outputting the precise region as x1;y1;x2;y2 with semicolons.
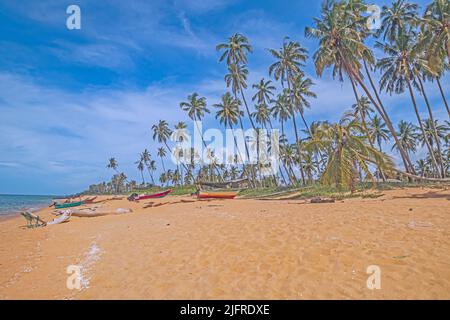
0;187;449;299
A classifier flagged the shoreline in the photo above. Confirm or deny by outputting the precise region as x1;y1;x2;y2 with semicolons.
1;186;449;299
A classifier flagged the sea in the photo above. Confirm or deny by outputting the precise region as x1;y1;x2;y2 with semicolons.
0;194;56;216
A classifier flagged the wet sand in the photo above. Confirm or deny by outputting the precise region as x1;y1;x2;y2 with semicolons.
0;187;449;299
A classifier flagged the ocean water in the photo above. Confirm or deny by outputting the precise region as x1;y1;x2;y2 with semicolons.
0;194;56;216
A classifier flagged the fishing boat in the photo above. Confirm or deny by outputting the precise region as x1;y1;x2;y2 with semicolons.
197;191;238;199
54;201;85;209
84;196;98;204
128;189;172;201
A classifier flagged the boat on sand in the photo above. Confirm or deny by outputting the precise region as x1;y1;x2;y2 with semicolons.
54;201;85;209
128;189;172;201
197;191;238;199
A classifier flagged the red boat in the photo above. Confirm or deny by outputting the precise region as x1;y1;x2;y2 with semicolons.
84;196;98;204
130;189;172;201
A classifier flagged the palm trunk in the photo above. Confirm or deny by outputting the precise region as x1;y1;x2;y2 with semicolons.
194;118;224;182
363;60;415;173
240;89;256;130
436;77;450;118
291;115;306;185
349;77;385;181
417;77;446;177
405;78;441;177
287;78;306;185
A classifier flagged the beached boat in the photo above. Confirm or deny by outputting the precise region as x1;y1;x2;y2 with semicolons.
54;201;85;209
129;189;172;201
197;191;238;199
84;196;97;204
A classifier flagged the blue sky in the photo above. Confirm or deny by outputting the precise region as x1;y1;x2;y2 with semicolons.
0;0;448;195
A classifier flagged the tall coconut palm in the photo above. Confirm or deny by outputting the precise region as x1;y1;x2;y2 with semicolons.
376;29;442;177
420;0;450;67
157;147;167;175
305;0;416;174
392;121;418;159
377;0;419;42
106;157;118;173
291;74;317;134
213;93;251;180
268;38;307;89
224;63;256;129
369;115;390;152
141;149;155;185
135;155;146;186
252;78;276;105
180;93;209;148
152;120;173;153
216;33;253;65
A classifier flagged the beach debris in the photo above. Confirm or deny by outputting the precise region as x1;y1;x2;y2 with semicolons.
309;197;335;204
407;220;433;230
21;210;71;228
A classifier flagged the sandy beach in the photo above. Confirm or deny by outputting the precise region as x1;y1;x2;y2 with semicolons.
0;187;449;300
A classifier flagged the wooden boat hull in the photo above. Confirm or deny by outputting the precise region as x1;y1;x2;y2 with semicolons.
54;201;84;209
197;191;238;199
134;189;172;201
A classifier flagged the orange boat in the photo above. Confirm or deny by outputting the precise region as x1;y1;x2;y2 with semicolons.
197;191;238;199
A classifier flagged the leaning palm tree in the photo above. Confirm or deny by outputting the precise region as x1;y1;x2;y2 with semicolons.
305;0;415;174
376;29;442;177
216;33;253;65
304;119;394;191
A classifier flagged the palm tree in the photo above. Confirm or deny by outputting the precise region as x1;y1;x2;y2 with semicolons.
135;155;146;186
224;63;256;129
304;119;394;191
141;149;155;185
369;115;390;152
213;93;251;179
420;0;450;67
376;29;442;177
180;93;210;150
268;38;307;89
106;157;118;173
252;103;272;130
377;0;419;42
291;74;317;134
252;78;276;105
157;147;167;175
305;0;416;174
416;159;431;177
392;121;418;159
216;33;253;65
152;120;173;153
